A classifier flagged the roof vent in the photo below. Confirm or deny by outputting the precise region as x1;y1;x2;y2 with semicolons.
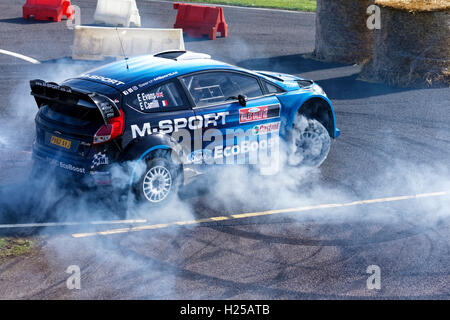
154;50;211;61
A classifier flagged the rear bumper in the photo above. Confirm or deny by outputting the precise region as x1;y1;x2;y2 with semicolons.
32;142;114;187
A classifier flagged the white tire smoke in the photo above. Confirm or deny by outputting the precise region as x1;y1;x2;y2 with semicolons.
288;115;331;167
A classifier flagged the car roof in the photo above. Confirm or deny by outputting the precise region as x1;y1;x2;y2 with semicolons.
67;54;240;92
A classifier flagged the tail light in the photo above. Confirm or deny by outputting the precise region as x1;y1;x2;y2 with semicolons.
93;110;124;145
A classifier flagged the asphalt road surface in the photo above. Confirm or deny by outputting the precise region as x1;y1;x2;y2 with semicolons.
0;0;449;299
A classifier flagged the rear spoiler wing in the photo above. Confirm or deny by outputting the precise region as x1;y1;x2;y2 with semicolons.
30;79;120;124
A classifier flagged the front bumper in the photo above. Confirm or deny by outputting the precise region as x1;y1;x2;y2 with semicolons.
334;127;341;138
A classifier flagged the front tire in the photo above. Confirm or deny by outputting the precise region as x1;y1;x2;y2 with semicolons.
288;116;331;167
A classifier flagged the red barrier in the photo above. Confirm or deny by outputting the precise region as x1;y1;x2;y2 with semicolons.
173;3;228;40
23;0;74;22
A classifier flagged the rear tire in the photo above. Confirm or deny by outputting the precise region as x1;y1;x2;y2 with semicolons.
133;153;181;206
288;116;331;167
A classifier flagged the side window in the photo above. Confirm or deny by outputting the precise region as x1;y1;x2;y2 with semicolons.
181;72;263;107
227;73;264;98
126;81;187;112
263;80;285;94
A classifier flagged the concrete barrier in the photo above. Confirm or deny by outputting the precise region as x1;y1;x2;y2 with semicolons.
94;0;141;27
72;26;185;61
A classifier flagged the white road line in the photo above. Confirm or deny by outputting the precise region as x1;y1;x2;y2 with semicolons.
1;190;448;234
0;49;41;64
72;190;450;238
0;219;147;229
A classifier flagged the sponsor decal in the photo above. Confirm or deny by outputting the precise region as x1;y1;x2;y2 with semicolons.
136;72;179;89
131;112;229;139
187;149;214;164
59;162;86;174
91;152;109;169
89;171;112;185
239;104;281;123
46;157;86;174
240;106;268;123
34;81;73;93
80;74;125;86
252;122;280;135
213;137;278;160
186;136;278;164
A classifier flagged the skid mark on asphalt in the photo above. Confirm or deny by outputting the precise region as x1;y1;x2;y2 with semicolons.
0;49;40;64
71;190;450;238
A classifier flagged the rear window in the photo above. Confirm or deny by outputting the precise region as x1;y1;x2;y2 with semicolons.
39;102;103;126
263;80;285;94
126;81;188;112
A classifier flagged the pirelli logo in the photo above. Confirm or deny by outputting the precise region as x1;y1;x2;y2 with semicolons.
239;104;281;124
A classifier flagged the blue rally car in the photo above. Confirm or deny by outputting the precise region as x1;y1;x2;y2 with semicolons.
30;51;340;204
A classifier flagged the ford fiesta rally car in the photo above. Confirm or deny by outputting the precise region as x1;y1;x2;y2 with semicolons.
30;51;340;205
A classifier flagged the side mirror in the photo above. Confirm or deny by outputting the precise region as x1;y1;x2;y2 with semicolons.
238;95;248;107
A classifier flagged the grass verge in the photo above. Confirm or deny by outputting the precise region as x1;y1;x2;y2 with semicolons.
180;0;317;12
0;237;33;259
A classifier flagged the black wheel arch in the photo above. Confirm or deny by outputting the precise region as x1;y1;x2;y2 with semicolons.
119;133;184;164
120;134;185;188
297;98;336;138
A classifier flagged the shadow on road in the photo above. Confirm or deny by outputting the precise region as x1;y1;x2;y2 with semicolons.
238;53;347;74
238;53;415;100
184;36;213;43
0;17;58;25
316;74;415;100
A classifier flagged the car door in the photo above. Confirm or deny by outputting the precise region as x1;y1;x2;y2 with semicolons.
180;71;282;165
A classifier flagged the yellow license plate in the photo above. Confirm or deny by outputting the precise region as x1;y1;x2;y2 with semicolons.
50;136;72;149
